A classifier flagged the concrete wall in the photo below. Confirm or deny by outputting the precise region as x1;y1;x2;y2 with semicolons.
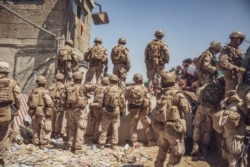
0;0;93;93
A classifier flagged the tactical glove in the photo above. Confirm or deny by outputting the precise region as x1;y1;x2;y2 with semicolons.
104;66;108;73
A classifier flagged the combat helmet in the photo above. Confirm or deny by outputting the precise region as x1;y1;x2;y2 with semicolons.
36;76;47;84
73;71;83;80
133;73;143;82
94;37;102;43
65;39;74;46
101;77;110;85
229;31;245;40
161;71;176;84
155;30;164;37
109;74;119;82
210;41;222;52
55;73;65;80
118;38;126;44
0;61;10;73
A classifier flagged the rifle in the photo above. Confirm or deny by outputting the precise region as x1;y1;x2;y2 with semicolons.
237;130;250;167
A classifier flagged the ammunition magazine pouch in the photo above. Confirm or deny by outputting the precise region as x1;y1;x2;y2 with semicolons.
223;110;240;129
211;110;224;134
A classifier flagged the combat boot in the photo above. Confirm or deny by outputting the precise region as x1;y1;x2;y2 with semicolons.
154;160;163;167
202;144;209;156
97;144;105;150
111;144;117;150
0;159;4;167
190;142;199;156
148;139;157;147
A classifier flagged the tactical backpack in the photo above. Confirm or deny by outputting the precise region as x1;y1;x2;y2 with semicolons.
148;40;162;58
201;83;225;105
66;84;87;108
91;46;104;61
93;86;105;104
103;86;122;107
182;90;199;113
156;89;181;122
58;46;72;62
128;86;144;106
112;45;127;63
28;88;45;109
49;83;61;100
196;52;206;71
0;78;15;103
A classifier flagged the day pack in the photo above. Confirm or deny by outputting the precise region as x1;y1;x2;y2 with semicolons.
66;84;87;107
91;46;104;61
148;40;162;58
156;89;180;122
103;86;122;107
58;46;72;62
93;86;105;104
112;45;127;62
128;86;144;106
28;88;44;109
195;53;206;71
0;78;14;103
49;83;61;99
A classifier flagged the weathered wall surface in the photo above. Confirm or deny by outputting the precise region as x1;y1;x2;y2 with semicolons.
0;0;92;92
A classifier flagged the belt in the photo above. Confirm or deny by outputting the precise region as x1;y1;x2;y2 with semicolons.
0;102;11;107
105;106;115;113
128;104;141;109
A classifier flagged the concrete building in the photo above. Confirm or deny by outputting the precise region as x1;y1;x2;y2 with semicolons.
0;0;96;93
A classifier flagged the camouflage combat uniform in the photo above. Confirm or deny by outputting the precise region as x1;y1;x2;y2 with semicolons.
65;71;93;154
89;77;110;143
154;72;191;167
125;73;155;146
0;62;21;165
28;76;54;148
196;41;221;85
98;75;125;149
111;38;131;90
49;73;66;138
84;37;108;84
57;40;78;82
191;83;225;156
218;31;246;92
144;30;169;91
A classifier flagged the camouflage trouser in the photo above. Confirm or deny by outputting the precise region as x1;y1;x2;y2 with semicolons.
223;121;246;167
192;104;215;144
224;70;238;93
98;107;120;145
113;64;128;90
147;65;164;90
63;110;69;140
31;116;52;145
51;107;64;136
0;121;11;160
154;125;185;167
128;107;154;142
67;108;87;150
90;106;103;142
57;61;73;82
85;64;104;84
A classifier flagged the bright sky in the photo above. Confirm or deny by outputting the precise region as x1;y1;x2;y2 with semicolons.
90;0;250;82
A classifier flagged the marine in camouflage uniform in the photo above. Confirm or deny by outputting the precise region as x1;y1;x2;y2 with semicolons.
153;71;191;167
57;40;78;82
0;62;21;166
84;37;108;84
98;74;126;149
111;38;131;90
144;30;169;92
219;31;246;92
125;73;156;147
89;77;110;143
65;71;93;154
218;50;250;167
49;73;66;139
196;41;222;85
191;83;225;156
28;76;54;149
